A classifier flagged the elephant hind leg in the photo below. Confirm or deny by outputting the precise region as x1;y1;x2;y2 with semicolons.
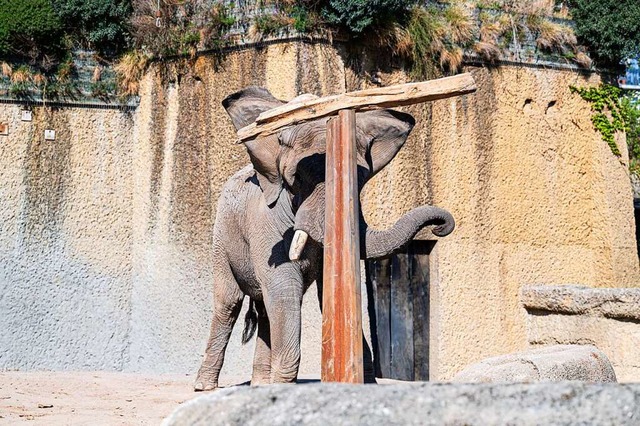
251;301;271;386
194;269;243;392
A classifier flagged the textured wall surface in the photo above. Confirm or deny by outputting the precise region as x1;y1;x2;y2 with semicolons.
0;41;638;380
522;286;640;382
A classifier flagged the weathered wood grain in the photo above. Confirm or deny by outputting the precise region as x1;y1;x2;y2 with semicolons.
237;73;476;141
411;242;432;381
321;110;364;383
390;252;414;381
369;258;392;378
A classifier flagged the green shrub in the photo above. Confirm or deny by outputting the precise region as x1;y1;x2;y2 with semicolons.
321;0;417;33
0;0;63;59
52;0;132;56
570;0;640;68
622;93;640;176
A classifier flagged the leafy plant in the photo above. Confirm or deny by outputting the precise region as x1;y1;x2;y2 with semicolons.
131;0;236;58
621;93;640;176
90;80;116;99
0;0;64;60
254;14;292;36
570;0;640;68
9;81;31;98
321;0;417;34
52;0;133;56
570;84;638;159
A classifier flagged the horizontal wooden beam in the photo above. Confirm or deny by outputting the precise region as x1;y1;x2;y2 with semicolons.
237;73;476;142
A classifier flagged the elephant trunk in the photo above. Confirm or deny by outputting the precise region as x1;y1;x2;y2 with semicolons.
360;206;455;259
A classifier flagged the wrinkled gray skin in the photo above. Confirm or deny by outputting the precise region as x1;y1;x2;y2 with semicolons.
194;87;455;391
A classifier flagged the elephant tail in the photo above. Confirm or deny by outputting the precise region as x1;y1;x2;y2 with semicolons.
242;298;258;344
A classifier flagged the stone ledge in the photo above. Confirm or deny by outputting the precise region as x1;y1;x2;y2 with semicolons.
452;345;616;383
164;382;640;426
521;285;640;320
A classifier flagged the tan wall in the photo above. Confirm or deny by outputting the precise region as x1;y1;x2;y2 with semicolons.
360;65;640;379
0;41;637;380
521;285;640;382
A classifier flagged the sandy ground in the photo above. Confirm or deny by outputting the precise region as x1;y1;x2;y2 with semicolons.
0;372;251;425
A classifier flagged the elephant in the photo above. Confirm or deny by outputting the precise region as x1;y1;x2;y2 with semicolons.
194;86;455;391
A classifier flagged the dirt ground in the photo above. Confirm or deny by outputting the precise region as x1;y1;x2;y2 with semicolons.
0;372;248;425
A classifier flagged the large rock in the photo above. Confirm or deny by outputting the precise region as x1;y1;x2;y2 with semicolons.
452;345;616;383
163;382;640;425
522;286;640;382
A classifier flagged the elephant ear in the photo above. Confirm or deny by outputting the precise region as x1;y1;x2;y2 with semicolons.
222;86;285;131
356;109;416;177
223;87;285;206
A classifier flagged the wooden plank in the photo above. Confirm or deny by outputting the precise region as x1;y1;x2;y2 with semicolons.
368;258;392;378
411;241;432;381
237;74;477;141
390;252;414;381
321;109;364;383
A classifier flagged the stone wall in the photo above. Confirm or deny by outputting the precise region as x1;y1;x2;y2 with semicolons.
0;40;638;380
522;285;640;382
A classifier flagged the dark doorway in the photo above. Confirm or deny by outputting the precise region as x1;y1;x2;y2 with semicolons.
366;240;434;381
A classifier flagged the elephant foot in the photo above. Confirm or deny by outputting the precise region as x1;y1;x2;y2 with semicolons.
194;367;219;392
193;378;218;392
250;376;271;386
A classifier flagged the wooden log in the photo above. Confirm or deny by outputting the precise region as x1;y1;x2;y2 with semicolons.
321;109;364;383
237;73;476;141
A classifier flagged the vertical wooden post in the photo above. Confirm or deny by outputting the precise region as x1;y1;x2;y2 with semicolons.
322;109;364;383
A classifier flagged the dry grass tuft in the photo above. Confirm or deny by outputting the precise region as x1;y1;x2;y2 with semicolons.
440;47;464;71
57;61;75;83
1;62;12;77
114;50;149;97
444;5;474;45
32;73;47;87
92;66;102;83
480;20;505;42
536;21;576;51
372;22;413;58
11;67;32;84
473;41;501;63
574;51;593;69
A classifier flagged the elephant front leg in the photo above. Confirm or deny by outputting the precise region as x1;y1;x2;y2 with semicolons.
251;301;271;386
263;283;303;384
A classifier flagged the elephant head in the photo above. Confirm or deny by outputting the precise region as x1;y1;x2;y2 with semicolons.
223;87;454;260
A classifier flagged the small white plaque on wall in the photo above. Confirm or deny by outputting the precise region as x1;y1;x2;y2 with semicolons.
21;110;32;122
44;129;56;141
0;123;8;136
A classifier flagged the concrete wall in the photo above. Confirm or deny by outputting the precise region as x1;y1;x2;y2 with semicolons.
522;285;640;382
0;41;638;380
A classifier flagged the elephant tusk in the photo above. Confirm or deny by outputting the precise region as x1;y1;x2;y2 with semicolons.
289;230;309;261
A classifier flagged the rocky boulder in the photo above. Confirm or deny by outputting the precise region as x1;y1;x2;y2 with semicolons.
452;345;616;383
163;382;639;425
